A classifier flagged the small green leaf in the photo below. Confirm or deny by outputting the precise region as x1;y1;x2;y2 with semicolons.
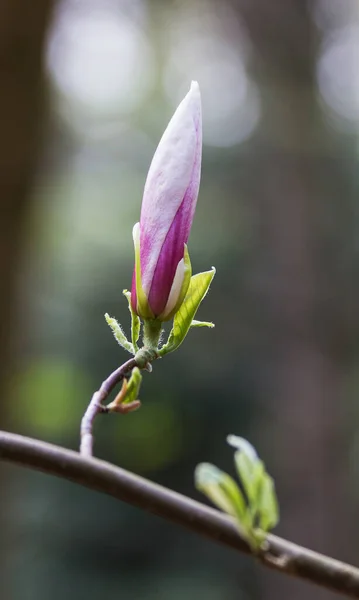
123;366;142;404
230;435;279;538
195;463;247;524
158;267;216;356
107;367;142;413
105;313;134;354
256;473;279;532
123;289;141;353
234;452;266;510
190;320;215;328
227;435;258;461
228;435;266;515
195;436;280;554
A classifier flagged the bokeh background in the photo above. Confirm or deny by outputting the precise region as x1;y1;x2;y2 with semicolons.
1;0;358;598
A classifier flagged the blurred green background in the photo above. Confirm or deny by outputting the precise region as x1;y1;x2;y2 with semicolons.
0;1;358;599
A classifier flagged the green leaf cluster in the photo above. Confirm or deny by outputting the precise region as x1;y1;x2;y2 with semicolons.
103;267;215;417
195;436;279;551
107;367;142;413
104;268;215;359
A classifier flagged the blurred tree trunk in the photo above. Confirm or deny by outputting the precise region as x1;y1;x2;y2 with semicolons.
0;1;54;597
238;2;355;599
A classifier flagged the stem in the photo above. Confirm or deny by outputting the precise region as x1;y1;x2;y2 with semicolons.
142;319;162;351
1;430;359;599
80;357;137;456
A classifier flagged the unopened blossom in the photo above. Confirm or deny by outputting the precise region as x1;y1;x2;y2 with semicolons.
131;81;202;321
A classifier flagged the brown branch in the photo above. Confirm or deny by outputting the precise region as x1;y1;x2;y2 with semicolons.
80;358;137;455
0;430;358;598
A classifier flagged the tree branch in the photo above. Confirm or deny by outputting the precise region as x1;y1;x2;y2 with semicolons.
80;357;137;455
0;430;358;598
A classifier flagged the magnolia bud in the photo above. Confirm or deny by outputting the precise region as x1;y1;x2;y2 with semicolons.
131;81;202;321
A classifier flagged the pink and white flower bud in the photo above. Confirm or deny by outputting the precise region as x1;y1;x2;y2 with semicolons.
131;81;202;321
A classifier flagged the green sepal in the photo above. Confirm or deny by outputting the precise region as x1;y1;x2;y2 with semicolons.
158;267;216;356
123;289;141;353
158;244;192;322
133;223;154;320
104;313;134;355
190;320;215;328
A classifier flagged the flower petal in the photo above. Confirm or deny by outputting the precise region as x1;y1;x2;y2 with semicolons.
131;222;154;319
159;245;192;321
140;81;202;298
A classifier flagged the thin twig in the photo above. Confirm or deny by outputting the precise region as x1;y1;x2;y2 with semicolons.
80;357;137;456
0;430;359;598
